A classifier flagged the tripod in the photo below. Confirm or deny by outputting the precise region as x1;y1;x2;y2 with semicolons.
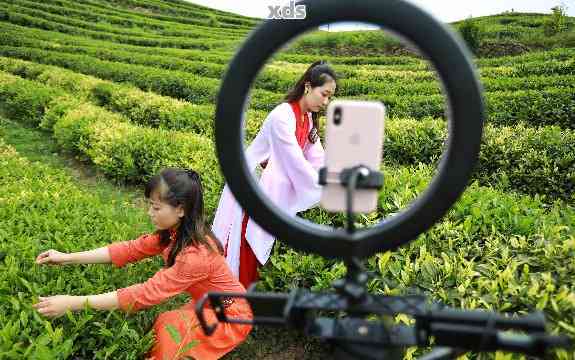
205;0;573;358
196;166;571;359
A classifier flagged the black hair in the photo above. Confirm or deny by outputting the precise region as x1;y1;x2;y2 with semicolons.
284;60;337;144
144;168;223;267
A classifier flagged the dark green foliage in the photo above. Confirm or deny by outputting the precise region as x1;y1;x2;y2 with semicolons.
0;3;574;358
458;17;484;54
544;6;569;36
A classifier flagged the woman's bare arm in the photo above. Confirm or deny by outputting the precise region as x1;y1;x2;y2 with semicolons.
66;247;111;264
74;291;119;311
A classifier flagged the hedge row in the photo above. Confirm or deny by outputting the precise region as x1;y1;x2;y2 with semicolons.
0;9;237;50
97;0;260;28
0;0;242;40
0;21;235;65
479;58;575;78
361;87;575;129
339;72;574;97
0;47;283;111
1;127;573;359
1;1;183;39
0;57;268;141
4;15;574;73
26;0;250;32
0;71;64;127
0;72;222;211
0;35;229;78
353;58;575;82
263;163;575;359
80;0;255;29
476;47;575;67
6;2;575;70
3;31;575;102
383;117;575;202
2;45;575;129
1;70;573;203
52;102;223;211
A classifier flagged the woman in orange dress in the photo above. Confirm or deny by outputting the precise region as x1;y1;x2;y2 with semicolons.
34;168;253;360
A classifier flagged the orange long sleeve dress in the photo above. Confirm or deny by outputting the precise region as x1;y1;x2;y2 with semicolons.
107;228;253;360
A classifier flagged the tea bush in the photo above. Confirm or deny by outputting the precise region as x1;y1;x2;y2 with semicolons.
1;71;573;203
1;3;574;357
0;137;181;359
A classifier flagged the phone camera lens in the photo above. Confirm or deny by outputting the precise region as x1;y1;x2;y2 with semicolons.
334;107;342;126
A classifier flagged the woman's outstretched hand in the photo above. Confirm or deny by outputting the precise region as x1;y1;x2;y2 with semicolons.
35;249;72;265
32;295;83;318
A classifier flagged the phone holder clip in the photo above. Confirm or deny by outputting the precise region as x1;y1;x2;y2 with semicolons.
319;165;383;189
319;165;383;234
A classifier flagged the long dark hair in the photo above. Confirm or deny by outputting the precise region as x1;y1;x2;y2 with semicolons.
144;168;223;267
284;60;337;144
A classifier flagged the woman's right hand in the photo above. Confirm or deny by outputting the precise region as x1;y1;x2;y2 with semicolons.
36;250;72;265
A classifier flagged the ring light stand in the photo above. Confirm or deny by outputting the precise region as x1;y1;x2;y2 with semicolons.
195;1;571;358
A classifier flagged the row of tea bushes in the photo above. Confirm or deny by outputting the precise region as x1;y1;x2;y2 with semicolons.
0;57;268;141
4;30;575;99
0;46;283;110
361;87;575;129
4;3;575;70
1;46;573;128
0;135;194;358
0;73;223;212
23;0;251;32
0;8;237;50
0;71;575;202
0;73;244;223
3;16;574;75
51;103;223;213
1;20;573;87
96;0;260;28
0;0;242;41
1;0;246;38
383;118;575;202
0;18;425;67
0;20;238;65
1;127;572;359
79;0;253;29
1;1;188;39
261;163;575;359
0;71;65;127
476;47;575;66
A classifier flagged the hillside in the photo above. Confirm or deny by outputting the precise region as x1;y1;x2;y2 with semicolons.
287;12;575;57
0;0;573;359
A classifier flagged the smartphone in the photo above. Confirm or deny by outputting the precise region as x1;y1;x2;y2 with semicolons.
320;100;385;213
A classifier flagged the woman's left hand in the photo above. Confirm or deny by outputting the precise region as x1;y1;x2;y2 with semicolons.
32;295;82;318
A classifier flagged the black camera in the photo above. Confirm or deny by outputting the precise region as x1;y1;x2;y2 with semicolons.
334;107;342;125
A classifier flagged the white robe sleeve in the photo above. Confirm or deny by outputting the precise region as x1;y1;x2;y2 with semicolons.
303;111;324;171
269;109;322;205
304;137;325;171
245;119;271;171
211;116;271;250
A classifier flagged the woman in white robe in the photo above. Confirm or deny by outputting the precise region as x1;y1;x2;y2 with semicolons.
212;60;338;288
